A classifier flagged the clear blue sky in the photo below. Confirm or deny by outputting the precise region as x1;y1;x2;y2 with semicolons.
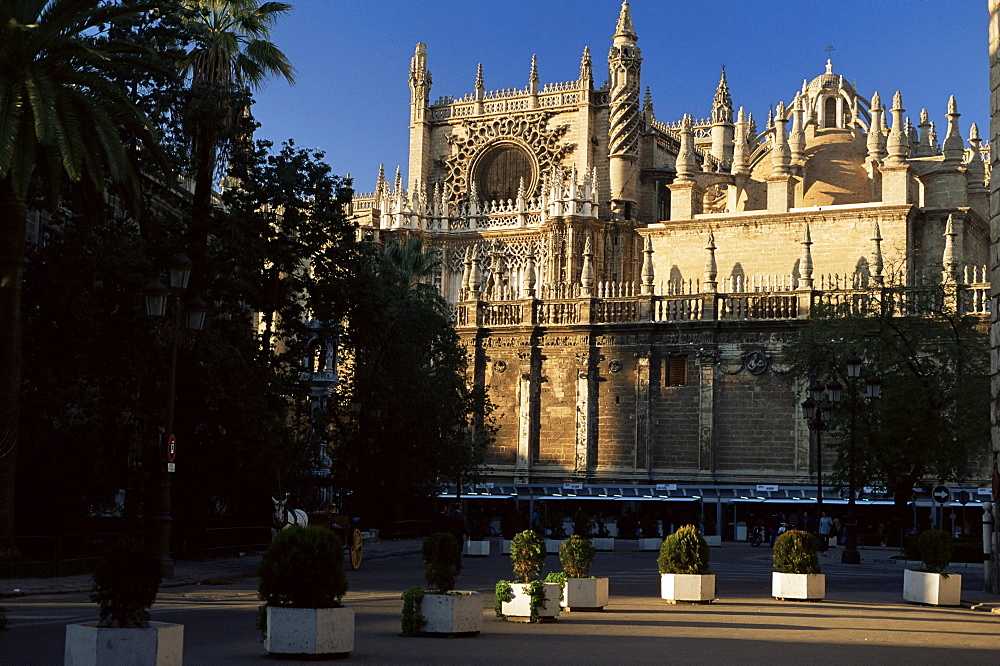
250;0;991;193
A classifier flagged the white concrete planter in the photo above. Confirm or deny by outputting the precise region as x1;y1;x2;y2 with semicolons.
501;540;511;554
702;535;722;547
265;605;354;657
64;621;183;666
591;537;614;552
605;521;618;537
419;592;483;635
544;539;563;555
772;572;825;601
560;577;609;611
464;540;490;557
500;582;561;622
638;538;662;551
660;573;716;603
903;569;962;606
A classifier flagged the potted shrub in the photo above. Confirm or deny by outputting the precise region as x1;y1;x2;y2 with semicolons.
658;524;715;603
257;526;353;657
772;529;824;601
465;513;490;557
550;535;609;611
402;533;482;636
495;529;560;622
64;537;183;665
903;529;962;606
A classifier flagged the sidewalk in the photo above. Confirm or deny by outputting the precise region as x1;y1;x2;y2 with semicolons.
0;537;423;598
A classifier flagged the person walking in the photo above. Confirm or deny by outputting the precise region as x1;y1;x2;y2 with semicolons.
448;503;469;555
818;512;835;548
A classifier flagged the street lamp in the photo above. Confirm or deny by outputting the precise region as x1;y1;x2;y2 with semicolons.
840;355;881;565
144;253;206;579
802;379;839;551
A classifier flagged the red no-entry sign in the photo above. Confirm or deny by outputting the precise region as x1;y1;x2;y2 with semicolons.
167;434;176;463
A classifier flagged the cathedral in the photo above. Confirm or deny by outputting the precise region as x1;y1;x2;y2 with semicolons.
350;2;991;521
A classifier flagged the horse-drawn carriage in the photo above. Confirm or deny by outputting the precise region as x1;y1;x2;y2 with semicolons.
272;496;369;569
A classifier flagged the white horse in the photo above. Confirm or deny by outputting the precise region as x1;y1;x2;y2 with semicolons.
271;496;309;539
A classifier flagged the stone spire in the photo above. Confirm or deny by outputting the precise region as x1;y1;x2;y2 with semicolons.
607;0;642;216
529;54;539;95
711;66;733;124
885;91;907;165
942;95;964;164
866;92;885;162
394;165;402;191
641;235;655;295
470;248;482;295
770;101;791;176
710;66;734;162
408;43;431;111
942;213;958;283
523;245;537;298
579;46;593;88
643;87;654;128
375;163;387;199
581;235;595;296
704;232;718;292
788;95;805;164
614;0;636;40
967;122;986;191
916;108;933;157
799;223;814;289
747;113;757;141
461;247;472;297
732;106;749;176
675;114;698;182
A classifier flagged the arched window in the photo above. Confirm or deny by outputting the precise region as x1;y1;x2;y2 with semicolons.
474;143;534;202
824;97;838;128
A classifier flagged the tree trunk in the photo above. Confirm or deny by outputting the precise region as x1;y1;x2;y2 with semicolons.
0;178;26;547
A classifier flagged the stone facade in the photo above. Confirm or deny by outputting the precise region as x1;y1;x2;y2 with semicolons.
354;2;991;492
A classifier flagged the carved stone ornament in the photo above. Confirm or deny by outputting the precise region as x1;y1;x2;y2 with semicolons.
744;351;769;375
493;359;507;373
608;359;623;374
444;112;576;204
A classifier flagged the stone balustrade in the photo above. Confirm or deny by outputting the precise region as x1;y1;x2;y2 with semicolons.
456;282;991;329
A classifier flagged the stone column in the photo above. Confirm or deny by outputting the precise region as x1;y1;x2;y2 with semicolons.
574;351;593;476
635;352;651;475
697;351;716;472
515;350;535;484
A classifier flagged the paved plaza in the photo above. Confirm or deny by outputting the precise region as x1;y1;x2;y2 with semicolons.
2;540;999;663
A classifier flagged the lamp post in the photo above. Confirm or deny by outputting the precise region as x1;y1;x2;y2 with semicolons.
144;254;207;579
802;378;840;551
840;354;881;565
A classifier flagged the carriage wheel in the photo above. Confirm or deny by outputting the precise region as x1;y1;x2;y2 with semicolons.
349;528;363;570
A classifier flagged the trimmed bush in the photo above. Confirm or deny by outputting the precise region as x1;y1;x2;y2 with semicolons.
559;535;595;578
259;526;347;608
772;530;821;574
657;524;710;575
917;529;953;574
423;532;462;593
90;537;161;628
510;529;546;582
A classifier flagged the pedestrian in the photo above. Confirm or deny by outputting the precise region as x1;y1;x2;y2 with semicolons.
818;511;834;546
801;511;811;533
448;502;469;547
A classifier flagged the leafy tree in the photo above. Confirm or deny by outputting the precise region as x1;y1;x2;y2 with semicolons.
0;0;169;543
328;236;494;527
787;286;990;525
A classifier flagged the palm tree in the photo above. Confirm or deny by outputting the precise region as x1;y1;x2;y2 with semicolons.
178;0;295;290
0;0;166;544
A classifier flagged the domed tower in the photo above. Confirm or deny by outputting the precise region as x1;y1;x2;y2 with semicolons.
801;58;865;132
607;1;642;218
